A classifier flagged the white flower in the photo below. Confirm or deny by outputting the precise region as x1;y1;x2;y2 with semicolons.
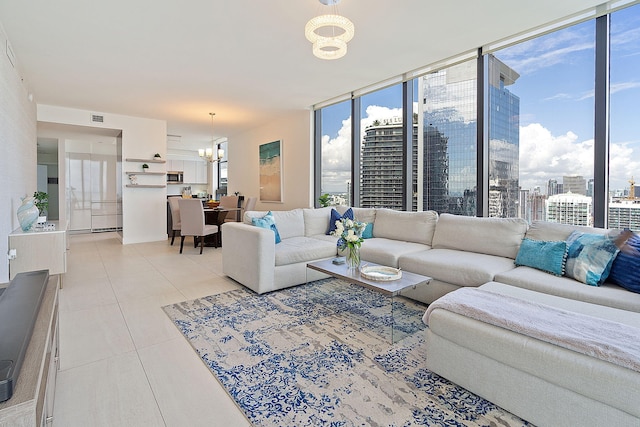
345;229;359;242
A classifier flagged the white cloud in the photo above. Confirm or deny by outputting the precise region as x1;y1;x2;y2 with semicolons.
519;123;638;192
322;113;639;195
321;105;401;193
519;123;592;191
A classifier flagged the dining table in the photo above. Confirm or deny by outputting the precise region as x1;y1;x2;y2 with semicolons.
203;207;241;247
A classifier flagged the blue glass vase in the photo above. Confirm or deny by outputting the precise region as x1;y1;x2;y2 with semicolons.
17;197;39;231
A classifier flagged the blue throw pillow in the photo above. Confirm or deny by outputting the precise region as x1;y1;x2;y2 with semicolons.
327;208;354;235
515;238;567;276
251;211;281;244
362;222;374;239
565;231;619;286
608;232;640;293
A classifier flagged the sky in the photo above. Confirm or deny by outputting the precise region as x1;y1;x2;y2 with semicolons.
321;4;640;196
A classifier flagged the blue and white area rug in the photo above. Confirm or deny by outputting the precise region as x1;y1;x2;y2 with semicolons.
163;279;530;426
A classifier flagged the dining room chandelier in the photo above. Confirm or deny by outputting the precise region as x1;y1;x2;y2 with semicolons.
199;112;224;162
305;0;354;60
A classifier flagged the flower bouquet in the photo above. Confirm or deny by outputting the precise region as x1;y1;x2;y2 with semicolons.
331;217;367;271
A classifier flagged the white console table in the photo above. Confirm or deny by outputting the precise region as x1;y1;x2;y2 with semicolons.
8;222;67;281
0;275;59;426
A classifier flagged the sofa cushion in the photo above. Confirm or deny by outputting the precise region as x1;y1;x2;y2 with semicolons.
525;221;609;241
327;207;354;234
494;266;640;313
565;231;619;286
251;211;281;244
399;248;516;287
373;209;438;245
515;238;567;276
608;233;640;293
357;238;429;268
432;213;527;259
362;223;374;239
274;236;337;267
271;209;305;240
244;210;268;224
351;207;376;225
303;207;333;237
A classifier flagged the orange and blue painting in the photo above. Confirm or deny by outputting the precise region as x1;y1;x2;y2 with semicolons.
259;140;282;202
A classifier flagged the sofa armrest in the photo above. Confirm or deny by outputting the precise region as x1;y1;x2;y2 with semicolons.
222;222;276;293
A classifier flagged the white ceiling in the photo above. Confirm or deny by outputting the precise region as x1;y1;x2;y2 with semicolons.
1;0;603;149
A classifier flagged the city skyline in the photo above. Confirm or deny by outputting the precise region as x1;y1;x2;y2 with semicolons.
320;4;639;198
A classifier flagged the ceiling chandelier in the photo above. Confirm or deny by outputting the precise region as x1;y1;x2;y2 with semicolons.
199;112;224;163
305;0;354;60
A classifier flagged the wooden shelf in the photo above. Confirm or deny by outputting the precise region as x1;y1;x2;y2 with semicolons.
125;158;166;163
126;184;166;188
125;171;166;175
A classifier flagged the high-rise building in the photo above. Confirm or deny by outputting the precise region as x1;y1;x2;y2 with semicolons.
360;118;418;210
423;125;449;213
421;60;477;215
608;200;640;231
519;189;547;223
563;175;587;195
546;193;592;226
587;178;594;197
420;55;519;217
548;179;563;196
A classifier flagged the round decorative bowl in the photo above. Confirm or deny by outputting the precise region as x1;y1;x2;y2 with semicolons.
360;265;402;281
207;200;220;208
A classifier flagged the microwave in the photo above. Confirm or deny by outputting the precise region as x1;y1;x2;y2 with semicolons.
167;171;183;183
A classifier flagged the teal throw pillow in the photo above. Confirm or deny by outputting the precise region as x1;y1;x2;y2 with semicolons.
565;231;619;286
327;208;354;235
362;222;374;239
515;238;567;276
252;211;281;244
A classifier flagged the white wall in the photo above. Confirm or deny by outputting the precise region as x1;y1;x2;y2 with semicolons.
228;110;314;211
0;22;37;283
38;105;167;244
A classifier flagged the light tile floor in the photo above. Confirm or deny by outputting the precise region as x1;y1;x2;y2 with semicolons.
53;232;251;427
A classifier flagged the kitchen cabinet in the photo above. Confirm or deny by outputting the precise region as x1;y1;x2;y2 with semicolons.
167;160;183;172
181;160;208;184
183;160;196;183
196;161;208;184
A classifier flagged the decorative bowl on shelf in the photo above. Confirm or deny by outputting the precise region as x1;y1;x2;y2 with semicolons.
360;265;402;281
207;200;220;208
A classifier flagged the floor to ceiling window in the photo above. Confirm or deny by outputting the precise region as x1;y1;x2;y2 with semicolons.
314;3;637;225
319;100;352;206
359;84;404;209
609;3;640;231
490;20;596;225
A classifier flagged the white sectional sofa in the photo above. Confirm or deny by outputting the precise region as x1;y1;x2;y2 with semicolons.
222;206;640;308
222;206;640;426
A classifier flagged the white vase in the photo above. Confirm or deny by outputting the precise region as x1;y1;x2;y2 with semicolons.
17;197;39;231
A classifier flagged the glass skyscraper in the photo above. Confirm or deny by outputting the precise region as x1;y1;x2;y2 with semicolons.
419;55;520;217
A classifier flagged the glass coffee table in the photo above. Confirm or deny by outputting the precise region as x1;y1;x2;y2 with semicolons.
306;259;431;343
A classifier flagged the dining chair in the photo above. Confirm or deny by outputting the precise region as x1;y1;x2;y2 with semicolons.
178;198;219;254
167;196;181;245
243;196;257;221
220;195;240;222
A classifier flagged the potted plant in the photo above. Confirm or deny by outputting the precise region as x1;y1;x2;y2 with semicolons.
318;193;331;207
142;163;149;172
33;191;49;223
